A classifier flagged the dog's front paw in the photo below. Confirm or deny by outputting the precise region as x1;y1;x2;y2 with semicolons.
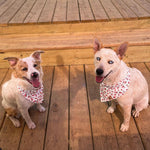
132;110;140;117
13;120;21;128
37;104;46;112
28;122;36;129
120;123;129;132
107;106;115;114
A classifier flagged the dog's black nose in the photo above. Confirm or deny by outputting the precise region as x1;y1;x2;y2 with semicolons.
31;72;38;78
96;68;103;75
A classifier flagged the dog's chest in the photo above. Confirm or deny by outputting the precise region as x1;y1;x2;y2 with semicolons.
100;69;130;102
17;85;44;104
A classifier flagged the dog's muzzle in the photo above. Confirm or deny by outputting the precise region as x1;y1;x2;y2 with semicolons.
96;70;112;83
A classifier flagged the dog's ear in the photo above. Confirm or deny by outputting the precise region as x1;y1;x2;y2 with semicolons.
116;42;128;59
93;39;102;53
4;57;19;67
30;50;44;61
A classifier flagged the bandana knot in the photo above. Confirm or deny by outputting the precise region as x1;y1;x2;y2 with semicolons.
17;84;44;103
100;69;130;102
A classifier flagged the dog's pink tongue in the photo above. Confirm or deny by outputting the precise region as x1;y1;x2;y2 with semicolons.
96;76;104;83
31;78;40;88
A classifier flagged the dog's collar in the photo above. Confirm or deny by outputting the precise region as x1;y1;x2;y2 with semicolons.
100;69;130;102
17;84;44;103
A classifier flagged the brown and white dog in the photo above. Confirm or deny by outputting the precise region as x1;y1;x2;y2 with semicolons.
2;51;45;129
93;39;149;132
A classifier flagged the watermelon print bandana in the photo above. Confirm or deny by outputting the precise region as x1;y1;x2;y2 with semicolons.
17;84;44;103
100;69;130;102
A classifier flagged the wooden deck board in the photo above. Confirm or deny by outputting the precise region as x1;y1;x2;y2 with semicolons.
0;68;9;129
1;63;150;149
0;0;16;17
24;0;47;23
69;65;93;150
44;66;69;150
134;0;150;13
0;0;150;24
9;0;37;24
38;0;56;23
78;0;94;21
112;106;144;150
112;0;138;20
100;0;123;20
1;29;150;52
52;0;67;22
0;0;26;24
67;0;80;22
89;0;109;21
122;0;150;18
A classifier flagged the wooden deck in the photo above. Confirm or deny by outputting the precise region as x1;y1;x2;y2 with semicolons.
0;0;150;24
0;63;150;150
0;0;150;149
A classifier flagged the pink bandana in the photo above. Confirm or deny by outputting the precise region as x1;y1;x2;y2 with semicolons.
17;85;44;103
100;69;130;102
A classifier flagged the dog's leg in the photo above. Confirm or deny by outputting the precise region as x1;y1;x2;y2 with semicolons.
107;101;116;113
36;104;46;112
120;105;132;132
20;109;36;129
7;115;20;127
132;96;149;117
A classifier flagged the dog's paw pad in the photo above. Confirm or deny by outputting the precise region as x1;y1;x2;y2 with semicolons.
120;123;129;132
107;107;115;114
28;122;36;129
13;120;21;128
132;110;140;117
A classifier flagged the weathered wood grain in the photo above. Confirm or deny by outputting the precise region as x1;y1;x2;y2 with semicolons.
70;65;93;150
0;0;16;17
52;0;67;22
78;0;94;21
44;66;69;150
0;29;150;52
112;0;137;20
123;0;150;18
38;0;56;23
0;68;9;128
24;0;47;23
1;19;150;35
9;0;37;24
67;0;80;22
89;0;109;21
100;0;123;20
0;0;26;23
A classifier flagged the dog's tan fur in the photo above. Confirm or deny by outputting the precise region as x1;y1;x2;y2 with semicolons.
2;51;45;129
93;39;149;132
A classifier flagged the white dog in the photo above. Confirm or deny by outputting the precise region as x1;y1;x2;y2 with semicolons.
2;51;45;129
93;39;149;132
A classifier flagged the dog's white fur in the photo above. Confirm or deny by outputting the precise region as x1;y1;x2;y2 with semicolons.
2;51;45;129
94;39;149;132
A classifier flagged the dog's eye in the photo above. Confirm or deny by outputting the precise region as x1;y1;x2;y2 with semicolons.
34;64;37;67
108;60;114;64
22;67;28;71
96;57;101;61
